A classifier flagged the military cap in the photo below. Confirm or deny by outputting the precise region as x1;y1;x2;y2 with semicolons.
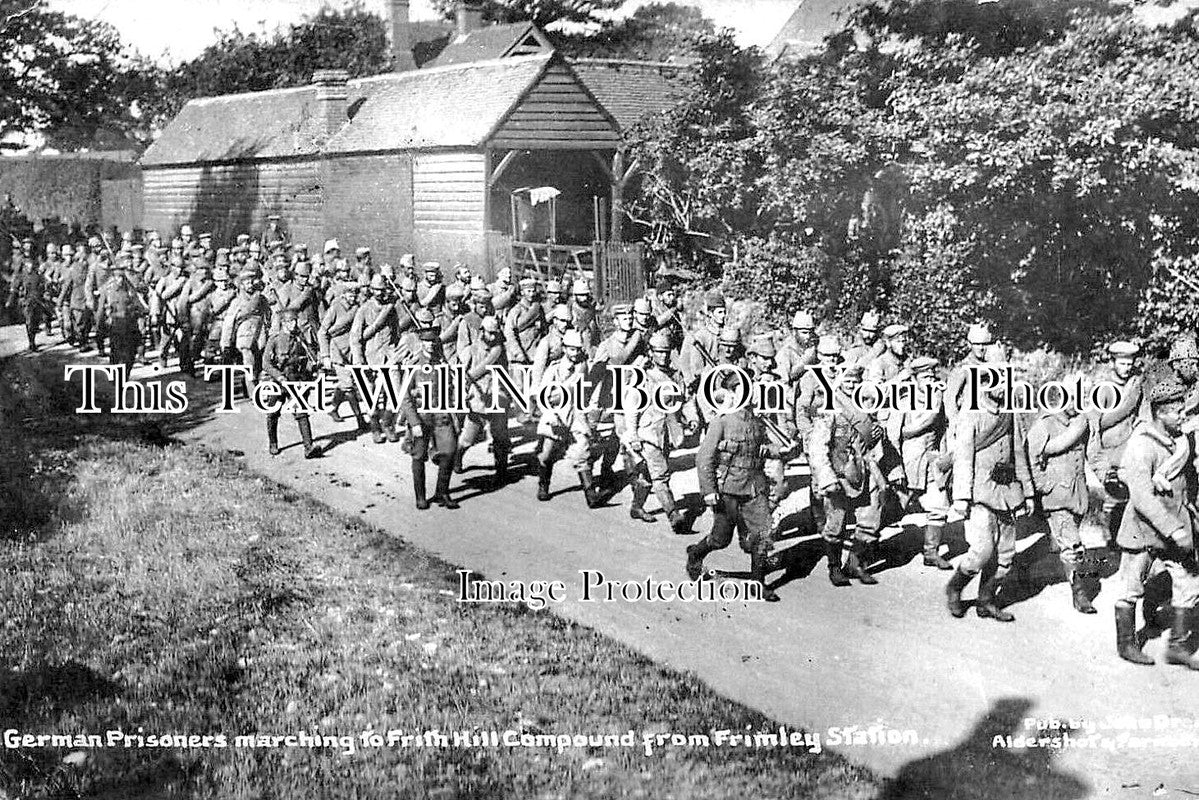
294;262;312;277
496;266;512;281
400;254;416;268
966;323;994;345
422;261;441;273
268;214;281;221
546;279;562;293
1107;341;1140;358
293;242;309;252
248;240;261;253
841;363;864;379
469;276;488;292
45;242;58;253
563;330;584;349
883;323;910;338
180;224;194;235
472;286;493;301
649;331;673;351
369;274;387;291
1169;335;1199;362
131;243;144;253
215;246;230;257
910;356;939;373
481;316;501;334
519;276;536;288
324;238;340;254
446;283;467;299
718;327;741;346
610;302;632;318
572;279;591;295
415;308;435;325
551;304;571;322
792;311;815;329
1150;377;1188;406
238;269;259;283
61;244;73;255
89;236;103;247
705;290;726;310
199;231;212;241
860;311;881;331
817;335;841;357
213;266;230;281
633;297;651;314
748;335;777;358
355;246;370;257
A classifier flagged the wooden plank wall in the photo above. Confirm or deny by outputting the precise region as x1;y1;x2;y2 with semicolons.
323;153;414;266
490;64;621;150
412;151;488;270
141;160;324;248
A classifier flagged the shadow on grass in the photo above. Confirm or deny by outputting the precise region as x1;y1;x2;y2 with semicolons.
877;697;1088;800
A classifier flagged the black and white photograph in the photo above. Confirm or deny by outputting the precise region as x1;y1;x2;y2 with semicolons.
2;0;1198;796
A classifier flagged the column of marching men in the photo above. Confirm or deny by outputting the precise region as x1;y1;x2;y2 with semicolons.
9;224;1199;670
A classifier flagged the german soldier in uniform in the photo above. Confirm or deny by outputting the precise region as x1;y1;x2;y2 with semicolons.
808;364;885;587
945;323;994;429
775;311;818;386
350;274;401;444
946;347;1035;622
1090;341;1148;545
61;248;93;350
400;310;460;510
7;259;45;351
177;259;215;376
843;311;884;367
455;315;511;484
687;381;782;602
417;261;445;314
569;279;601;352
219;269;271;398
97;257;146;371
678;290;726;386
1113;377;1199;668
535;329;600;506
318;279;368;431
894;357;952;569
504;277;544;366
262;308;322;459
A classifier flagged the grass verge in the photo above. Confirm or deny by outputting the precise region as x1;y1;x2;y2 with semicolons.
0;352;876;799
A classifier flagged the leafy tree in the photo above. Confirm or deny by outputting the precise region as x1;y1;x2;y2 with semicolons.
0;0;154;149
430;0;622;30
556;3;715;61
140;2;391;133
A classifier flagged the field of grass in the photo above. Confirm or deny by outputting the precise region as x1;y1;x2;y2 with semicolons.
0;353;877;799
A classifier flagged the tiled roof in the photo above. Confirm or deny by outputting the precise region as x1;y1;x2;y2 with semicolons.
326;55;554;153
767;0;860;58
571;59;687;133
141;85;324;166
429;22;545;67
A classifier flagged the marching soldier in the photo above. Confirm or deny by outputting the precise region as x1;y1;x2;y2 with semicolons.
204;264;238;372
945;323;994;426
439;283;468;362
843;311;884;367
350;274;401;444
489;267;516;320
808;364;885;587
85;251;114;357
592;302;648;485
894;357;952;569
775;311;817;386
260;214;288;253
1112;377;1199;668
456;284;492;355
261;309;322;459
6;259;45;352
219;270;271;398
56;244;76;343
1026;379;1097;614
623;331;694;532
318;280;369;431
399;309;460;509
352;246;374;283
455;315;512;484
155;255;188;367
794;335;844;445
569;279;601;352
394;274;420;338
177;259;215;376
746;334;798;510
945;347;1035;622
678;290;726;387
632;297;655;338
693;326;745;426
1089;341;1148;544
686;381;783;602
534;329;601;506
447;264;472;299
542;278;566;318
504;277;544;365
60;248;93;350
97;258;147;371
289;262;320;336
651;278;684;353
417;261;445;313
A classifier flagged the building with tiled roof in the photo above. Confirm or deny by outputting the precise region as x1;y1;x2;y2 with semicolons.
429;21;552;67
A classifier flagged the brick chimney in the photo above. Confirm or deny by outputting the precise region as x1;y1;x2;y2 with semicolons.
312;69;349;138
389;0;416;72
456;0;485;37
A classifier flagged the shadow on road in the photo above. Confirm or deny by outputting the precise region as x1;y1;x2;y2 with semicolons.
877;697;1089;800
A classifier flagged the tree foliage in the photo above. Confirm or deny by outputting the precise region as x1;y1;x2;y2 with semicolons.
0;0;154;149
631;0;1199;355
138;3;391;133
555;3;715;61
431;0;622;30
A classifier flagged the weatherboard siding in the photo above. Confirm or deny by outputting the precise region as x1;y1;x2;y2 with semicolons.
489;63;621;150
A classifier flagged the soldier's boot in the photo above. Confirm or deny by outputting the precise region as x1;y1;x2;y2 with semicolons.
578;470;601;509
1068;565;1097;615
976;575;1015;622
598;439;618;486
1115;603;1155;665
412;459;430;511
433;457;459;509
750;551;781;602
536;462;553;502
347;395;369;433
685;542;711;581
825;541;851;587
922;524;952;570
328;389;344;423
629;481;655;524
266;414;280;456
453;448;467;475
493;449;510;485
298;417;321;459
384;410;401;443
844;541;879;585
370;412;385;445
946;568;972;618
1165;608;1199;670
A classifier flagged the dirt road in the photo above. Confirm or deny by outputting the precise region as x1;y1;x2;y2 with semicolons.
22;328;1199;799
